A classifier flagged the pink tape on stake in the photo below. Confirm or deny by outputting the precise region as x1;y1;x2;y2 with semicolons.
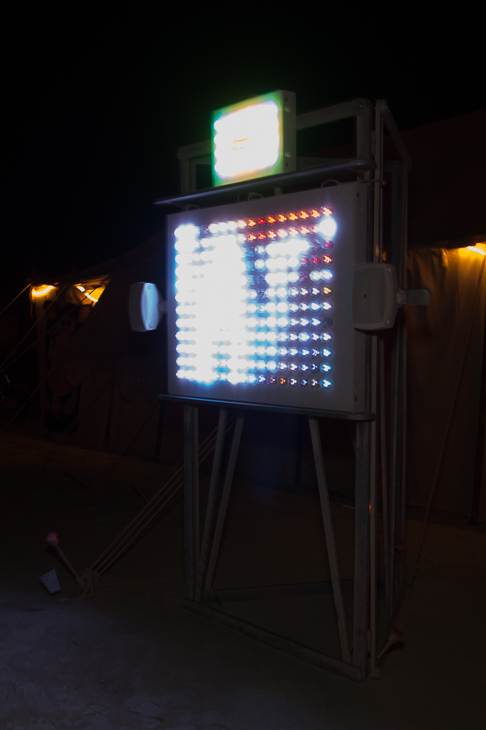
377;627;404;661
46;533;80;582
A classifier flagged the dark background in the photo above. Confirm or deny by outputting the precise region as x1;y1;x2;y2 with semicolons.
3;9;484;293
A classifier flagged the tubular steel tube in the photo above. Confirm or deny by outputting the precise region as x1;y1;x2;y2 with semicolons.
309;417;351;664
196;408;229;603
204;414;245;597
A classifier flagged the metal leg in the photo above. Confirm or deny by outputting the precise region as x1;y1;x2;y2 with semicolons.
203;413;245;597
196;408;228;602
183;405;199;601
389;331;400;609
308;417;351;664
353;421;370;673
380;336;392;617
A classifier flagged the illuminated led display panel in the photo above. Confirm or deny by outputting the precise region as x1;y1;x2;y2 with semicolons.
212;90;296;187
167;182;368;414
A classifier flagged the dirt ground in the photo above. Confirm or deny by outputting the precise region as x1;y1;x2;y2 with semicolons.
1;421;486;730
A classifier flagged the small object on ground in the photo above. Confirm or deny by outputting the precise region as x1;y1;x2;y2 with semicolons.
40;569;61;594
46;532;81;583
377;627;403;660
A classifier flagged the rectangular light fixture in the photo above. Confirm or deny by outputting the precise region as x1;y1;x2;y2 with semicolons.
166;183;368;414
211;90;296;187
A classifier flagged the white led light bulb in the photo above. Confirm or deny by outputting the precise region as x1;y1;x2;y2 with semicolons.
318;217;337;240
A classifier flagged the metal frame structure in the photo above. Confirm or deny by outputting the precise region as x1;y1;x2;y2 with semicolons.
156;98;411;681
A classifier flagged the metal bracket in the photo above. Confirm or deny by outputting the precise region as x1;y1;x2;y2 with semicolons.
353;264;431;330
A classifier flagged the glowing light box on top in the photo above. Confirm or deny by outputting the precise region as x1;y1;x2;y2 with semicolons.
166;182;368;414
212;91;296;187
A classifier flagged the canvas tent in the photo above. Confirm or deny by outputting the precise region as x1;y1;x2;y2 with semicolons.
29;109;486;520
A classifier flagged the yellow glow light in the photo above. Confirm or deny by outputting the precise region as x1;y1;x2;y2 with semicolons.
467;245;486;256
76;285;99;302
32;285;55;297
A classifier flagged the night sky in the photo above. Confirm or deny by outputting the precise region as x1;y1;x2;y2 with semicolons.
3;9;484;296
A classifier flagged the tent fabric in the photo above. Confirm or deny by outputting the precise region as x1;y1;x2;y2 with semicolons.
396;110;486;249
406;247;486;518
32;232;168;459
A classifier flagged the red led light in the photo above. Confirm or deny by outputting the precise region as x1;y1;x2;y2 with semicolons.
288;227;299;236
268;376;277;385
310;209;320;218
300;226;310;234
299;211;309;219
279;377;287;386
312;256;320;265
324;242;332;248
267;231;277;238
258;218;266;225
288;212;298;220
248;234;257;241
248;219;257;227
278;214;287;222
322;207;332;216
258;232;266;239
267;216;276;223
